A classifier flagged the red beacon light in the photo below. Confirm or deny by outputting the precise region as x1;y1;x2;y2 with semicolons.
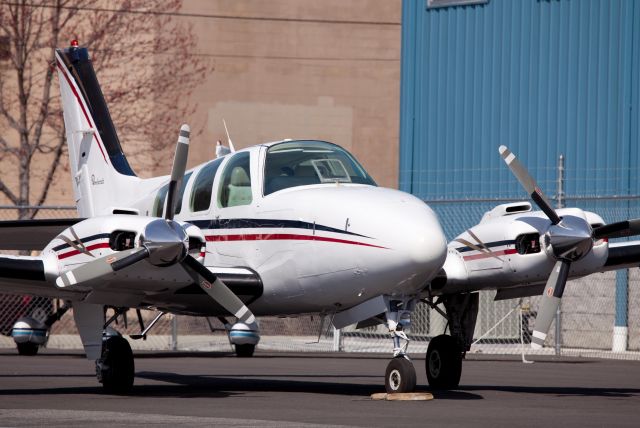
70;39;79;47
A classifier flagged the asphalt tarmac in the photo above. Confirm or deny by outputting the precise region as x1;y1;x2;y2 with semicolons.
0;349;639;427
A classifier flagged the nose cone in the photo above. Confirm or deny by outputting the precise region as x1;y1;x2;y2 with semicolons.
386;192;447;279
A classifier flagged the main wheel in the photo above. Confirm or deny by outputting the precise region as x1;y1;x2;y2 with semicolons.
97;336;134;393
426;334;462;390
385;357;416;393
235;343;255;358
17;342;39;356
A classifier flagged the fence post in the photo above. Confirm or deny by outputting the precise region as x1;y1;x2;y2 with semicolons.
171;315;178;351
333;327;342;352
555;153;564;356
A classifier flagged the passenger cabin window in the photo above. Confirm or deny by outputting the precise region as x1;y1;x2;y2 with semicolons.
152;184;169;217
190;158;223;212
174;171;193;215
218;152;252;208
153;172;193;217
263;141;376;196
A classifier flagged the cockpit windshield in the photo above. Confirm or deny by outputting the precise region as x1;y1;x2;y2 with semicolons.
264;141;376;195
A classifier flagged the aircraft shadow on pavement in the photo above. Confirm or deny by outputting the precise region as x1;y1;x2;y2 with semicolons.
460;384;640;398
135;371;484;400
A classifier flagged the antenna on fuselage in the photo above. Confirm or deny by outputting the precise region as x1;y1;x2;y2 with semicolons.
223;119;236;153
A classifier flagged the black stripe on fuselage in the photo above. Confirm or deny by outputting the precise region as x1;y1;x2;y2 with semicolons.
52;233;110;252
455;239;515;253
188;218;371;239
0;257;46;281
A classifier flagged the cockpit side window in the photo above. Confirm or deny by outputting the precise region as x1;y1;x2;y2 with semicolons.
190;158;223;212
218;152;253;208
263;141;376;195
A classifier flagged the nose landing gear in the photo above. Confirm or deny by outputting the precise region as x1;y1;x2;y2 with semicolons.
383;297;417;393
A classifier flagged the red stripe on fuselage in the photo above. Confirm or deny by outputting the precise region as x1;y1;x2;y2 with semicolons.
206;233;387;249
462;248;517;261
57;242;111;260
56;59;108;163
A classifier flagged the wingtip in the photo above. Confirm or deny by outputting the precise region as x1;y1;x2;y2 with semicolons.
180;124;191;133
55;276;65;288
498;145;508;155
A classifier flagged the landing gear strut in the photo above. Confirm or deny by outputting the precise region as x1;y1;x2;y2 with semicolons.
383;297;417;393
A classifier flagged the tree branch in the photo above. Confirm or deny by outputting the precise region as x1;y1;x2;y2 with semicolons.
0;178;19;204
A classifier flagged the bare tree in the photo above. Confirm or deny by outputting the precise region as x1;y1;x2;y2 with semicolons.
0;0;210;219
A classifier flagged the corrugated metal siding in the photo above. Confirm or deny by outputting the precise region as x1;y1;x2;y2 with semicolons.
400;0;640;199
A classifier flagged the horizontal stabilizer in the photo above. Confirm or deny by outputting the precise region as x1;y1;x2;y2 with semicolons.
0;218;81;250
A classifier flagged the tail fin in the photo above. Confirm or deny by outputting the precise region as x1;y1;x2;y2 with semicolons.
55;44;139;217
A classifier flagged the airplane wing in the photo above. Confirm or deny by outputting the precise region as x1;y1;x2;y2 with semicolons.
0;254;82;300
602;240;640;271
0;218;81;250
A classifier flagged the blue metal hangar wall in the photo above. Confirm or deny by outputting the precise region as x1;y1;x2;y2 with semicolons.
398;0;640;350
399;0;640;203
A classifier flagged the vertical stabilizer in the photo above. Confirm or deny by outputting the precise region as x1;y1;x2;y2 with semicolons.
55;44;139;216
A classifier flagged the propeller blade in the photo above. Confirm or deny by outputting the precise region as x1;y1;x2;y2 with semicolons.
56;247;149;288
498;146;561;225
531;259;571;349
165;124;190;221
181;255;256;325
593;219;640;240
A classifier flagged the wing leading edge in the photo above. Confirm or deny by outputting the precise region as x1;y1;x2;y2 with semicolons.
0;219;82;250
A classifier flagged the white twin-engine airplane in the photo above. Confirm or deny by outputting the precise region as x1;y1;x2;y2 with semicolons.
1;43;640;394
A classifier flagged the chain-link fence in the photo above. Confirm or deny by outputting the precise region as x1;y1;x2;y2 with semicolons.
0;203;638;361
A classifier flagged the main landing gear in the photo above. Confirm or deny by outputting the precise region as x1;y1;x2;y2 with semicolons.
96;334;134;393
381;293;479;392
423;292;479;390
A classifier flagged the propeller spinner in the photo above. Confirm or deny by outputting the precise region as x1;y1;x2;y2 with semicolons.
499;145;640;349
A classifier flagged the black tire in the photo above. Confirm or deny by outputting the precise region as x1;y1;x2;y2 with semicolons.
385;357;417;393
426;334;462;390
97;336;134;393
17;342;39;356
235;344;255;358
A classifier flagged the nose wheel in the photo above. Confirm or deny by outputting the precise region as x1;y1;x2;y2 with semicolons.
385;356;416;393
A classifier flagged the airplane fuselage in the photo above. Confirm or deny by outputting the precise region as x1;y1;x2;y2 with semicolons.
44;141;447;317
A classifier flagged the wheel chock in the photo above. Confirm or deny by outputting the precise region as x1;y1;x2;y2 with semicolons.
371;392;434;401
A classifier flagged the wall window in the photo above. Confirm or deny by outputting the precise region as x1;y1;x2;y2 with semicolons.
427;0;488;9
218;152;252;208
190;158;223;212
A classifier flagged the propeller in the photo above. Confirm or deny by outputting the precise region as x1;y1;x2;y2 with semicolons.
499;145;640;349
56;125;256;325
165;125;190;221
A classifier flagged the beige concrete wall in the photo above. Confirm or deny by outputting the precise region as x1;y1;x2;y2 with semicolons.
1;0;400;209
178;0;401;188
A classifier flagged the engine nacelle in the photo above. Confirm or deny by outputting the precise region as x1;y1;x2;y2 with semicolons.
229;322;260;346
12;317;48;351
